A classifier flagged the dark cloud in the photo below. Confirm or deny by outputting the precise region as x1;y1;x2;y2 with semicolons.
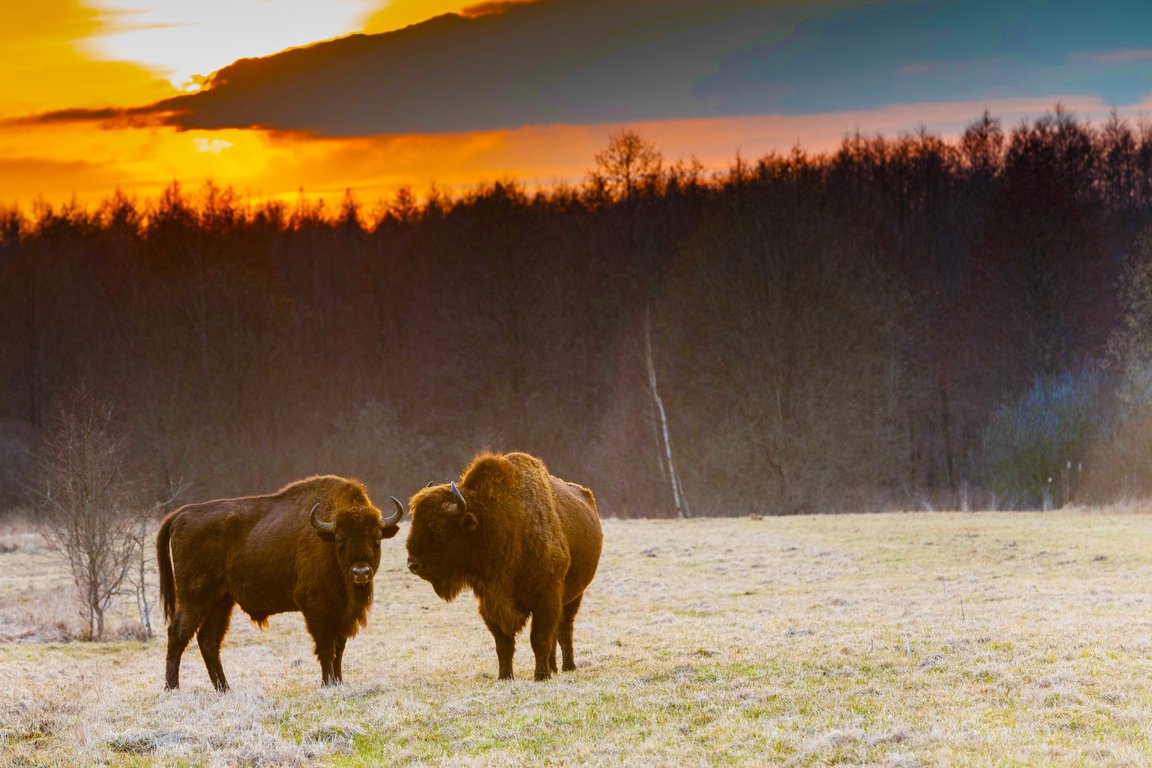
144;0;808;135
12;0;1152;137
5;105;175;128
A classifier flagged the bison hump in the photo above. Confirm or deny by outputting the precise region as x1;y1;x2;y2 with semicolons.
461;453;523;494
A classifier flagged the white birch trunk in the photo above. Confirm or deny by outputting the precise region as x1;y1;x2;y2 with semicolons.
645;309;685;517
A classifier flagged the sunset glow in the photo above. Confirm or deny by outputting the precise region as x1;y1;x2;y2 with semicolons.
7;96;1151;210
0;0;174;116
3;0;1149;209
86;0;382;90
359;0;502;35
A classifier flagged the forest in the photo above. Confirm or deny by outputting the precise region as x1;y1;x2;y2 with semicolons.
3;106;1152;518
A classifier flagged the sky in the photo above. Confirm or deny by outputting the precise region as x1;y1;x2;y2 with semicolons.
2;0;1150;208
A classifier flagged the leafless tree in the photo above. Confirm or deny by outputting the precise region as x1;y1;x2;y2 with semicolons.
589;128;664;204
589;130;688;515
33;386;141;640
645;308;687;517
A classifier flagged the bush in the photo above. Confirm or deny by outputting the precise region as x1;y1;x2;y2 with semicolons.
33;386;146;640
982;369;1102;509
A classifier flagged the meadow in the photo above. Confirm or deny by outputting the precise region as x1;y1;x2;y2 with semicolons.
3;511;1152;766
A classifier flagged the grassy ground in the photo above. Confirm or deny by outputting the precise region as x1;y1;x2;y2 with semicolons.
3;510;1152;766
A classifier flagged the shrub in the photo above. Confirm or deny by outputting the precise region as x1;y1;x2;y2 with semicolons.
982;369;1102;509
32;386;145;640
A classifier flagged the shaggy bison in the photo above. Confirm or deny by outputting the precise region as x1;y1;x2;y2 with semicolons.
406;452;603;680
156;475;403;690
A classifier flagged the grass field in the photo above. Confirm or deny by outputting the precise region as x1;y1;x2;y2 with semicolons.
3;510;1152;766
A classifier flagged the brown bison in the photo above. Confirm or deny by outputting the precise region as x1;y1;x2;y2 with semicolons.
156;475;403;691
406;452;603;680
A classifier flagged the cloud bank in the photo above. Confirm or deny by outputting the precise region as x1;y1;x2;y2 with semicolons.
13;0;1152;139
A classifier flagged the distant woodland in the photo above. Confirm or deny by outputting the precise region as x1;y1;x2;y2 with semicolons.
5;106;1152;517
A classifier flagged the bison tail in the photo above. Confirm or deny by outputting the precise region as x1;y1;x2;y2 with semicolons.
156;513;177;624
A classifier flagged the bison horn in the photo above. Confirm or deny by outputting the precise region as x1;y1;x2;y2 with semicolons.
309;503;336;533
383;496;404;527
450;481;467;511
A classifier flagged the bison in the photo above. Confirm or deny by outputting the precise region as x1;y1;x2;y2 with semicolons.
156;475;403;691
406;452;603;680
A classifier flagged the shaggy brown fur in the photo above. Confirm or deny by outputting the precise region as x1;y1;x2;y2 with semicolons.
406;452;603;680
156;475;402;691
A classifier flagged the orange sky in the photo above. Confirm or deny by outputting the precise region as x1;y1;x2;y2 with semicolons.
2;1;1149;210
0;0;488;207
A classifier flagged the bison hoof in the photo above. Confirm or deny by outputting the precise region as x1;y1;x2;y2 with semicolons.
562;662;576;672
534;670;552;681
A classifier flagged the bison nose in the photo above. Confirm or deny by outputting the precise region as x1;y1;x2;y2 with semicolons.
407;557;421;574
351;564;372;580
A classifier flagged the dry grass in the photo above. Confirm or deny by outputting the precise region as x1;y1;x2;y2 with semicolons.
3;510;1152;766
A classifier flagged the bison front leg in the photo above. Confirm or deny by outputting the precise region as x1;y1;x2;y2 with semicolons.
482;616;517;680
304;615;339;686
332;635;347;684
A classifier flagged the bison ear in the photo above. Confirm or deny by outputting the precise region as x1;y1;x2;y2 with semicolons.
461;511;479;532
380;524;401;540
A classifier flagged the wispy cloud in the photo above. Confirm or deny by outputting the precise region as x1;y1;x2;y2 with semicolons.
3;105;176;129
897;62;934;76
1072;48;1152;64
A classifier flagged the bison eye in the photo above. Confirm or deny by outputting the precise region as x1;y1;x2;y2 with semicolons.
429;520;447;534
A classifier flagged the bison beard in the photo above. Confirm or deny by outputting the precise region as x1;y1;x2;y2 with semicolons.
156;476;403;691
406;452;603;681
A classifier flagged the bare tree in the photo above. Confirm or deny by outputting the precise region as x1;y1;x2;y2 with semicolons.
589;130;688;516
33;386;140;640
125;478;190;639
589;128;664;204
645;308;687;517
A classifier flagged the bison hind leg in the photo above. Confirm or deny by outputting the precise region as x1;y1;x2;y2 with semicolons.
165;604;206;690
196;597;235;692
529;595;564;682
558;594;584;672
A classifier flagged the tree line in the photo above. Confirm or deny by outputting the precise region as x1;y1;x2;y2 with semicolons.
3;106;1152;518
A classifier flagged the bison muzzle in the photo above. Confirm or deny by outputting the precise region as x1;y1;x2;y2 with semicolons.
156;475;403;691
406;452;603;680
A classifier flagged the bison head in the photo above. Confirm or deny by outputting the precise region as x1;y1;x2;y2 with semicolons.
405;481;477;601
311;497;404;586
